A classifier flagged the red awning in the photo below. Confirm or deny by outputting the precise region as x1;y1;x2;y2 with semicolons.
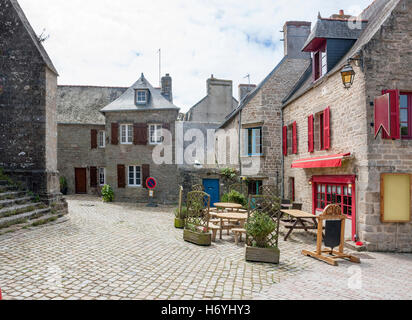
291;153;351;169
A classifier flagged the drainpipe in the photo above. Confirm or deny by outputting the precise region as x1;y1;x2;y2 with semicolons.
281;108;284;199
238;110;242;178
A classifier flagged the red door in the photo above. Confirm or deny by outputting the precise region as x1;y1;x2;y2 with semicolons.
75;168;87;194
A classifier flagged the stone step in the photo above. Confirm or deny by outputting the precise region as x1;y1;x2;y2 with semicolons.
0;191;27;201
0;207;51;229
0;212;68;235
0;197;33;209
0;185;18;193
0;202;48;219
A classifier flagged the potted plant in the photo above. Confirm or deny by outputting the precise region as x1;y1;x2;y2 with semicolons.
60;176;68;195
245;195;281;264
183;191;212;246
101;184;114;202
174;206;187;229
221;190;247;207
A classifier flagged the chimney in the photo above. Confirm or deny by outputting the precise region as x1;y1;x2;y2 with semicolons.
330;10;352;19
161;73;173;103
238;84;256;102
282;21;312;59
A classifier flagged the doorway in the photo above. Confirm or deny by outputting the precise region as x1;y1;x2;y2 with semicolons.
203;179;220;207
75;168;87;194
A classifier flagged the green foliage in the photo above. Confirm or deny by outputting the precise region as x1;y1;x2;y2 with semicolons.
246;211;277;248
174;206;187;219
101;184;114;202
220;168;238;180
221;190;247;207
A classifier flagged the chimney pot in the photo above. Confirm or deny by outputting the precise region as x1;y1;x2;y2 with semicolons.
339;9;344;16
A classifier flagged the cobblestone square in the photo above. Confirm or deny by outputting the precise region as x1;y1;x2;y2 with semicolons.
0;195;411;300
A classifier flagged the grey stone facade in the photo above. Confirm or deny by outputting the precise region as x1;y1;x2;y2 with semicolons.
0;0;60;198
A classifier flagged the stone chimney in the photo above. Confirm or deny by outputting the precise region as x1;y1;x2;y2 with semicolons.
282;21;312;59
330;10;353;20
238;84;256;102
161;73;173;103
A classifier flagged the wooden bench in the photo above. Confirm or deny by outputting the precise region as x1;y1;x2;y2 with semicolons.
208;224;221;242
232;228;247;245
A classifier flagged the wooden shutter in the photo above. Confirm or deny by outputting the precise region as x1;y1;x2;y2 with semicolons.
382;90;400;140
292;122;297;154
91;129;98;149
117;164;126;188
324;107;331;150
111;123;119;145
142;164;150;189
282;126;288;156
134;123;147;145
90;166;97;188
308;115;314;153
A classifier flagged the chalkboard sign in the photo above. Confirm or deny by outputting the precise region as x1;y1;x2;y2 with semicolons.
324;220;342;250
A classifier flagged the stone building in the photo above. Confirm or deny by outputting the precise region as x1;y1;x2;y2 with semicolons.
282;0;412;252
57;74;180;204
218;21;312;195
0;0;60;199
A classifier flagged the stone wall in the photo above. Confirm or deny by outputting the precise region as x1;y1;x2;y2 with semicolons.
104;110;179;204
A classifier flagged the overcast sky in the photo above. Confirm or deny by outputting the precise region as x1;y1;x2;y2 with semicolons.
19;0;372;112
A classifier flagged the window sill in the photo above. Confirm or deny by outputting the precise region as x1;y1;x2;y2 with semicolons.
128;185;143;188
241;154;265;158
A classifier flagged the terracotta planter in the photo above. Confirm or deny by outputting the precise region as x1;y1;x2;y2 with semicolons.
245;246;280;264
174;218;185;229
183;229;211;246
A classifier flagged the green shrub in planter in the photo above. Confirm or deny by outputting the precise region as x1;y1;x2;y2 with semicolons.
101;184;114;202
174;206;187;229
221;190;247;207
245;211;277;248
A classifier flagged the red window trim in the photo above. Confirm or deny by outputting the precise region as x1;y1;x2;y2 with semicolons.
308;115;314;153
400;92;412;139
324;106;331;150
292;122;297;154
283;126;288;156
382;89;400;140
311;175;357;241
320;112;324;150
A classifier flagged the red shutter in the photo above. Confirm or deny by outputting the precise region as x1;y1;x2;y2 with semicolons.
292;122;297;154
90;166;97;188
117;164;125;188
91;130;97;149
142;164;150;189
134;123;147;145
283;126;288;156
111;123;119;145
308;115;314;153
382;90;400;140
324;107;331;150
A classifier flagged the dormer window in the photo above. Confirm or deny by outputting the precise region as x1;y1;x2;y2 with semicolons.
136;90;148;105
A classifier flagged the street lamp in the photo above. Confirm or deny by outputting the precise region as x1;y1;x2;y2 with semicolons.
340;63;356;89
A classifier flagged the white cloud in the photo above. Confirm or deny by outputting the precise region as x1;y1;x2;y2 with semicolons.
19;0;372;112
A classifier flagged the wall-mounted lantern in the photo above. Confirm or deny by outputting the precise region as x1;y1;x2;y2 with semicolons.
340;63;356;89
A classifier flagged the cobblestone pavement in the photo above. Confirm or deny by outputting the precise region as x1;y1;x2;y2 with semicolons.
0;195;411;300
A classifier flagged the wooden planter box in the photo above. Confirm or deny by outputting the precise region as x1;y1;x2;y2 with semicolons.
245;246;280;264
183;229;211;246
174;218;185;229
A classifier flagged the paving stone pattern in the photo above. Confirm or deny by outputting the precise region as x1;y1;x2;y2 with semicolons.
0;196;411;300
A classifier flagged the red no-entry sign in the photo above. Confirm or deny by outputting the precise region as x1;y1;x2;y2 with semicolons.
146;177;157;190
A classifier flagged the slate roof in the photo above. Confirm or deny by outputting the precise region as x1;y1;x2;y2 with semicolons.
302;18;368;51
9;0;58;75
100;74;179;113
57;86;127;125
283;0;401;107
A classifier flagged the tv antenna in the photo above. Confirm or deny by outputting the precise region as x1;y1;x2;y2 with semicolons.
243;74;251;86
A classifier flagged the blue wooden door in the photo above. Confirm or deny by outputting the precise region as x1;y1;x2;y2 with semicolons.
203;179;220;207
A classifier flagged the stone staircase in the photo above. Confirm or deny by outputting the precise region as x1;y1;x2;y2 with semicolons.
0;179;68;235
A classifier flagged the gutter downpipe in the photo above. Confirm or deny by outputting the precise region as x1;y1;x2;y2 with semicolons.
238;109;242;178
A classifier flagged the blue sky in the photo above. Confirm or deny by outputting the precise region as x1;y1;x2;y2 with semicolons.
19;0;372;112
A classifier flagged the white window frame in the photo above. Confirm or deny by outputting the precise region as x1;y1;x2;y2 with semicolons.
98;167;106;186
136;90;147;105
120;124;133;145
149;124;163;145
128;165;142;187
98;130;105;148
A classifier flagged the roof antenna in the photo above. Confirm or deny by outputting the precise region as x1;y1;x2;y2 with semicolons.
158;48;161;87
244;74;251;86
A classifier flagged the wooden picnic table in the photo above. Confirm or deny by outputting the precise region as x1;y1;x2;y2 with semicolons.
214;202;243;212
215;212;248;240
280;209;321;241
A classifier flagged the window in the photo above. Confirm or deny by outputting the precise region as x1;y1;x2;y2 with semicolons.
248;180;263;195
98;131;105;148
313;48;327;81
321;51;327;76
246;127;262;156
315;183;353;218
400;93;412;139
136;90;147;104
149;124;163;144
315;109;330;151
99;168;106;186
289;178;295;202
120;124;133;144
128;166;142;187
